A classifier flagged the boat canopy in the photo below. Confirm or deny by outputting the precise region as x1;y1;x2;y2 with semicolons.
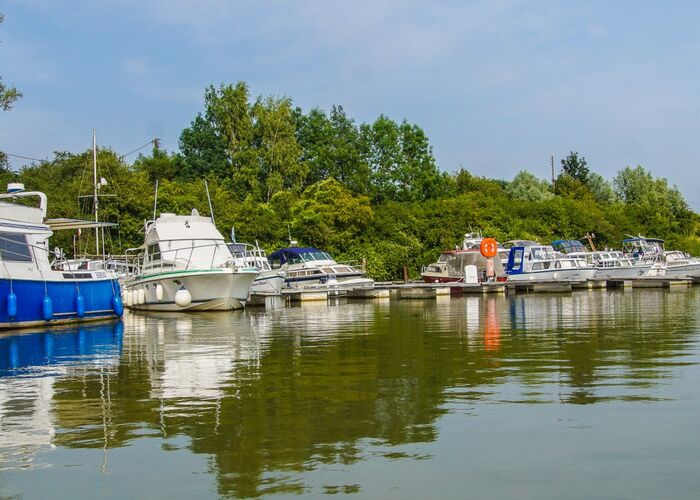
552;239;587;254
622;237;664;244
268;247;333;265
45;218;118;231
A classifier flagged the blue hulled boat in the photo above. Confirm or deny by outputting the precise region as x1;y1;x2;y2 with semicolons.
0;184;123;330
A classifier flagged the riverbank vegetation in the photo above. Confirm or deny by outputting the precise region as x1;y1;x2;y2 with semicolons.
2;81;698;280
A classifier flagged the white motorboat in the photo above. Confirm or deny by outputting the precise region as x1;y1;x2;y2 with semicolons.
622;237;700;279
227;242;285;296
552;239;665;279
268;246;374;290
505;241;597;282
124;210;258;311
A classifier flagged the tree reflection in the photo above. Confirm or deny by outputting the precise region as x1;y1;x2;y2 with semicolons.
4;289;696;496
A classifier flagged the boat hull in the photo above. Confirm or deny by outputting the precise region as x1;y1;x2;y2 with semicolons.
283;273;374;290
420;274;463;284
595;264;665;280
124;269;257;311
250;271;286;296
664;262;700;279
0;277;122;330
507;268;597;282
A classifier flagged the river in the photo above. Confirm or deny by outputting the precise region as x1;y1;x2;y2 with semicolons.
2;288;700;498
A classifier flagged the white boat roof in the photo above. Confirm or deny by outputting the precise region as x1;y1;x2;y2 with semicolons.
148;212;224;242
0;200;43;224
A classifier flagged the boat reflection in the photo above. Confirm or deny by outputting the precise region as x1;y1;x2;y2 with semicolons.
0;321;123;468
0;290;698;496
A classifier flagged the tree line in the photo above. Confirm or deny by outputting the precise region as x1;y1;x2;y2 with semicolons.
2;81;699;280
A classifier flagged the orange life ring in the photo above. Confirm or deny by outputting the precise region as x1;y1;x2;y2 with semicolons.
480;238;498;258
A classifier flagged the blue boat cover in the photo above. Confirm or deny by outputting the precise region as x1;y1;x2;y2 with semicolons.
268;247;322;265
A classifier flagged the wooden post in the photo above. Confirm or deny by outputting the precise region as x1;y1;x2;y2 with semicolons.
403;266;409;283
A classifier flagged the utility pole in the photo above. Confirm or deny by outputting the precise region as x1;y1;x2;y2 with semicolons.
550;155;556;185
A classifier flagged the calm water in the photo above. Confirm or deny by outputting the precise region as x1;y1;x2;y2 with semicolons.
2;288;700;499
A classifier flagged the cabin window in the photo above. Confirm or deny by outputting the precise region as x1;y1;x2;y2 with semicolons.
0;232;33;262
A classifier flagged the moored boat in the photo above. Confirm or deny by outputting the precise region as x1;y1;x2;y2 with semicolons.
228;242;285;296
622;237;700;279
421;233;507;283
124;210;258;311
505;241;597;282
0;184;123;330
268;246;374;290
552;239;665;279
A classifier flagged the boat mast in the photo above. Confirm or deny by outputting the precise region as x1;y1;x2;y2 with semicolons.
93;130;100;256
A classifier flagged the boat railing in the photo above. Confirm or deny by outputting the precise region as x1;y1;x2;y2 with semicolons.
138;240;245;273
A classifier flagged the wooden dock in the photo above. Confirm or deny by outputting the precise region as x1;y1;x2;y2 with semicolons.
248;276;697;307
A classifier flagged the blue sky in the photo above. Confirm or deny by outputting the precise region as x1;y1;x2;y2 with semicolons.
1;1;699;208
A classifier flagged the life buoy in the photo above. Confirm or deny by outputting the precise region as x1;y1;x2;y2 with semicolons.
480;238;498;258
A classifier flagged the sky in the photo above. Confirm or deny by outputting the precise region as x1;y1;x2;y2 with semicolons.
1;1;699;209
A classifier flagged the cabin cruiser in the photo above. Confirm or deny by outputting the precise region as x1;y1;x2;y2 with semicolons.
505;241;597;282
227;242;285;296
421;233;507;283
622;237;700;279
552;239;665;279
123;210;258;311
0;183;123;329
268;247;374;290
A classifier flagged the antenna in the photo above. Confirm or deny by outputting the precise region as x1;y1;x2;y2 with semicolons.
287;223;292;244
230;226;236;243
93;130;99;256
153;180;159;221
204;180;215;225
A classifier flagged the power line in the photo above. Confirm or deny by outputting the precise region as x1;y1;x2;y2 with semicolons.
118;138;158;161
2;152;47;162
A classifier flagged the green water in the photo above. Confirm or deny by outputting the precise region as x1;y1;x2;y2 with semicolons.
1;289;700;499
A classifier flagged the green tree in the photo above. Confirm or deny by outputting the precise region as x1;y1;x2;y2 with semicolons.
290;179;373;255
252;95;305;201
360;115;441;202
613;165;692;236
560;151;589;183
585;172;615;203
0;13;21;111
506;171;554;201
132;142;179;183
296;105;372;195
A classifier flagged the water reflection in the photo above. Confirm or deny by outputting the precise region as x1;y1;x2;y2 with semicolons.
1;290;699;497
0;322;123;469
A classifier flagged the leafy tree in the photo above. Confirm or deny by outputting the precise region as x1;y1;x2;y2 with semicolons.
554;174;590;200
178;114;229;179
613;165;692;236
0;13;21;111
252;95;305;200
360;115;441;202
132;143;179;183
506;171;554;201
585;172;616;203
290;179;373;255
296;106;372;195
560;151;589;183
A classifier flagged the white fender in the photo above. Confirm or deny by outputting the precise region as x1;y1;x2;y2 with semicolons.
137;288;146;305
175;287;192;308
126;290;134;307
155;284;164;301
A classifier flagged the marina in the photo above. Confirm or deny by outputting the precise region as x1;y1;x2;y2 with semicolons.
4;3;700;498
